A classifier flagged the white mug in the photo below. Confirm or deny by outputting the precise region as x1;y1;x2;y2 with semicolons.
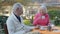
42;16;45;19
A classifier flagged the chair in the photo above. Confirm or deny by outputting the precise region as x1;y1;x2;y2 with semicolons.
4;23;8;34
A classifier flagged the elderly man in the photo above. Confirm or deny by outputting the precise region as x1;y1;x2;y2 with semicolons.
6;3;33;34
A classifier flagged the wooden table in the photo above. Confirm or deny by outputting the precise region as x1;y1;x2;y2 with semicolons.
32;27;60;34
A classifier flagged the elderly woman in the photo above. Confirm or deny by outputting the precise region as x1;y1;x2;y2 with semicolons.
33;5;50;26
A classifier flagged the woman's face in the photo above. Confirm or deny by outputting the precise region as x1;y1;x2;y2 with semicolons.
39;8;46;14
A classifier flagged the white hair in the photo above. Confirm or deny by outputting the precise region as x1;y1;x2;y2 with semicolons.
12;2;23;12
38;4;48;13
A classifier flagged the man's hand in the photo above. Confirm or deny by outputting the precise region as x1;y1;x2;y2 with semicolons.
25;29;33;33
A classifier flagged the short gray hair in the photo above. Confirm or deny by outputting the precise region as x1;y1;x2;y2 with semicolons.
12;2;23;12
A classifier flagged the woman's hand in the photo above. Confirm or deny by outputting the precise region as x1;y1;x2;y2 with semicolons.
35;25;40;29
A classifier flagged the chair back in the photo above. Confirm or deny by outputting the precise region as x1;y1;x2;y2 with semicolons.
4;23;8;34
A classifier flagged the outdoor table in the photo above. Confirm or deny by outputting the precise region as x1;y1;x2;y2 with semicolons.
32;26;60;34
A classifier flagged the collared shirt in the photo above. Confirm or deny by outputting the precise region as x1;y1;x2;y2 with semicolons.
14;13;21;23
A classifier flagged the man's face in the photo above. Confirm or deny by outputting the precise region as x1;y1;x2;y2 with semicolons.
16;7;23;15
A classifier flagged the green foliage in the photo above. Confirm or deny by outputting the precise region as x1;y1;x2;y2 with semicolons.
0;16;8;28
0;16;8;23
48;10;60;26
48;10;60;20
54;18;60;26
23;19;33;26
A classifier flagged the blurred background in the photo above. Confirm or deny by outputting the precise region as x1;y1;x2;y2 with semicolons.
0;0;60;34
